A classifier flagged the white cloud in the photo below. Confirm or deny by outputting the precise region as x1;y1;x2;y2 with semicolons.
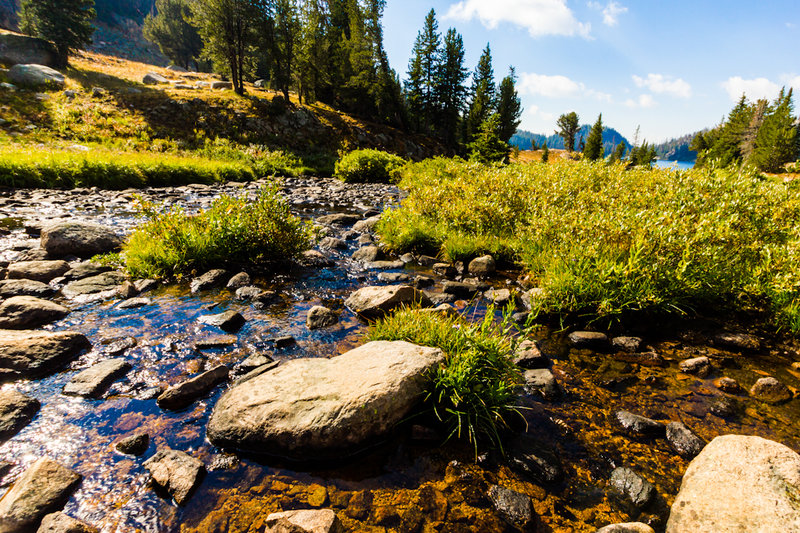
632;73;691;98
445;0;591;38
588;1;627;26
625;94;656;108
780;74;800;92
518;72;612;102
722;76;781;102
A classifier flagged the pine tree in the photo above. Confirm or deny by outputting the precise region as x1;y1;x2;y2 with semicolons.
541;142;549;163
468;114;509;164
751;88;800;172
465;43;495;143
583;113;604;161
19;0;96;68
496;67;522;143
271;0;300;101
143;0;202;70
405;9;441;133
555;111;580;152
609;141;626;163
434;28;468;148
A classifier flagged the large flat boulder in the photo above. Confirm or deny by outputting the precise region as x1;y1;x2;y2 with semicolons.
344;285;431;319
207;341;445;459
62;272;125;299
0;389;40;442
40;222;123;258
0;457;82;533
0;34;58;67
7;64;64;88
0;279;55;298
0;330;91;381
0;296;69;329
666;435;800;532
63;359;131;398
7;261;70;283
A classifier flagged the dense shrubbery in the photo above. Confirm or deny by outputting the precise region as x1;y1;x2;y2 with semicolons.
368;307;522;453
0;147;256;189
379;157;800;331
334;149;406;183
123;185;314;279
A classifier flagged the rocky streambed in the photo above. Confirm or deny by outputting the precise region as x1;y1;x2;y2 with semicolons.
0;178;800;532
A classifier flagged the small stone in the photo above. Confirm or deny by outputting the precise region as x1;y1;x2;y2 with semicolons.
442;281;482;298
666;422;705;458
713;376;742;393
487;485;535;529
36;511;97;533
615;411;665;438
512;340;549;369
319;237;347;250
117;281;138;299
484;288;512;305
468;255;496;277
611;336;643;353
264;509;342;533
103;337;136;356
712;332;761;352
679;356;711;377
157;365;229;410
226;272;250;289
274;336;296;348
143;72;169;85
197;310;245;333
234;286;276;304
613;351;666;367
193;336;237;350
133;279;158;293
750;376;793;403
190;269;228;294
523;368;559;399
508;434;563;484
208;454;239;471
345;285;431;319
115;433;149;456
568;331;609;349
307;484;328;507
316;213;361;226
432;263;457;278
144;448;204;505
609;467;656;508
116;297;151;310
709;396;741;418
352;246;380;262
595;522;655;533
306;306;338;330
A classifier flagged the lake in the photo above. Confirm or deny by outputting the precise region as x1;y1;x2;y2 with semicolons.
655;159;695;170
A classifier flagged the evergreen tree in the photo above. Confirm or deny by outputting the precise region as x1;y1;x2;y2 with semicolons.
19;0;96;68
496;67;522;143
751;88;800;172
578;135;585;153
405;9;441;133
435;28;468;148
556;111;580;152
541;142;549;163
465;43;495;142
271;0;300;101
143;0;202;70
609;141;626;163
468;113;509;164
583;113;604;161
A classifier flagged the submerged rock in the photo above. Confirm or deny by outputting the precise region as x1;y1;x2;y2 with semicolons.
40;222;122;258
679;356;711;377
0;457;82;533
144;448;204;505
0;330;90;381
611;336;643;353
609;467;656;508
207;341;445;459
63;359;131;398
0;296;69;329
750;376;793;403
0;389;40;442
523;368;560;400
487;485;535;529
508;435;563;484
666;435;800;532
7;261;69;283
665;422;705;459
157;365;229;410
615;411;665;438
712;332;761;352
264;509;342;533
345;285;431;319
568;331;609;349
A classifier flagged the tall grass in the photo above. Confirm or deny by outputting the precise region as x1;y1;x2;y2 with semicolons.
123;185;314;279
368;307;522;454
379;157;800;331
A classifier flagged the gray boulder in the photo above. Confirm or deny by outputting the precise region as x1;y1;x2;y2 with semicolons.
0;330;90;381
0;457;82;533
750;376;793;403
62;272;125;299
156;365;229;410
210;81;232;90
36;512;97;533
666;435;800;532
40;222;122;258
8;64;64;88
345;285;431;319
226;272;250;289
144;448;204;505
306;306;338;330
0;34;58;67
264;509;342;533
523;368;559;399
0;279;55;298
207;341;445;459
190;269;228;293
615;411;665;438
467;255;496;277
7;261;70;283
0;296;69;329
665;422;705;458
609;467;656;508
0;389;40;442
63;359;131;398
351;245;380;263
568;330;609;349
197;311;245;333
487;485;535;529
142;72;168;85
61;263;111;282
513;340;549;369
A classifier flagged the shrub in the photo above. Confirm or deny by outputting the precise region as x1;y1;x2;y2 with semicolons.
334;148;406;183
368;307;522;454
123;185;314;279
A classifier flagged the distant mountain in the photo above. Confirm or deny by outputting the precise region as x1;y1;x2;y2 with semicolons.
511;126;631;157
653;132;702;162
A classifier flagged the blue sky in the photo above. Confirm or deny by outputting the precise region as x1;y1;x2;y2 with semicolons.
382;0;800;142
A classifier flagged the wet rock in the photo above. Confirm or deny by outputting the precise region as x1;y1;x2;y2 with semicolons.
234;361;279;384
345;490;373;520
197;310;246;333
0;297;69;329
665;422;705;458
568;331;609;349
352;216;380;233
62;272;126;299
523;368;559;399
63;359;131;398
226;272;250;289
666;435;800;532
40;222;122;258
713;376;742;393
190;269;229;293
351;245;380;262
0;457;82;533
679;356;711;377
596;523;655;533
275;336;296;348
484;288;513;305
7;261;69;283
0;279;54;298
264;509;342;533
345;285;431;319
508;435;563;484
117;281;138;299
709;396;741;418
144;448;204;505
442;281;482;298
36;512;97;533
103;337;136;356
0;389;39;442
8;64;64;88
609;467;656;508
193;336;237;350
377;272;410;283
750;376;793;403
208;454;239;472
307;484;329;507
300;250;334;267
306;306;338;330
364;260;404;270
712;332;761;352
611;336;643;353
234;286;276;305
487;485;535;529
0;330;90;381
319;237;347;250
133;279;158;293
207;341;445;459
115;433;149;456
317;213;361;226
613;351;666;367
428;293;457;305
235;353;273;374
432;263;457;278
156;365;229;410
116;297;151;310
61;263;110;282
467;255;496;277
615;411;665;438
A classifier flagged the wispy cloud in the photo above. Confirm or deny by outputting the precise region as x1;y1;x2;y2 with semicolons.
625;94;656;108
588;1;627;27
632;74;692;98
444;0;591;38
722;76;781;101
518;72;611;101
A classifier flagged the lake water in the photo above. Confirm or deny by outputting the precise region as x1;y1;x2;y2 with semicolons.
655;160;695;170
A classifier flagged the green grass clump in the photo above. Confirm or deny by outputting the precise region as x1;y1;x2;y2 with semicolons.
334;148;406;183
0;146;255;189
368;307;522;453
123;185;314;279
379;157;800;331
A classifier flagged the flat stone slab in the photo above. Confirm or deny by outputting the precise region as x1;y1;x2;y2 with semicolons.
144;448;204;505
62;272;126;299
0;296;69;329
0;279;55;298
40;222;122;258
63;359;131;398
207;341;445;459
344;285;431;319
0;330;90;381
0;389;40;442
0;457;81;533
6;261;69;283
157;365;229;410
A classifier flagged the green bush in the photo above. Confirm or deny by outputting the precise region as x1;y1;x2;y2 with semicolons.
123;185;314;279
334;148;405;183
0;146;255;189
368;307;522;454
379;157;800;331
